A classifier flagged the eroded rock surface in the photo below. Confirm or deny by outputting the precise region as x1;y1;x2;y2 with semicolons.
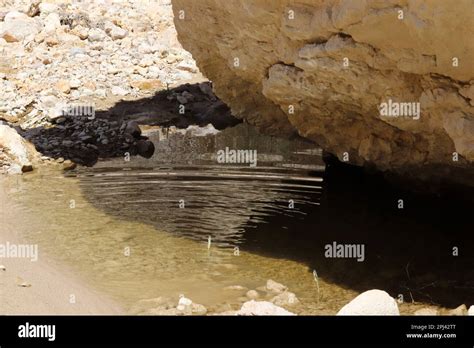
0;124;39;173
172;0;474;186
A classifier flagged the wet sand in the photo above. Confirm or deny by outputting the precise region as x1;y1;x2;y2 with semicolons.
0;182;124;315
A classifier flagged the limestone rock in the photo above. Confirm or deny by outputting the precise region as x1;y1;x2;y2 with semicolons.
43;13;61;34
0;125;39;173
270;291;300;307
109;26;128;40
337;289;400;315
246;290;259;300
88;28;106;42
447;304;467;316
0;12;40;42
172;0;474;186
468;305;474;316
265;279;288;294
237;300;295;316
414;307;439;316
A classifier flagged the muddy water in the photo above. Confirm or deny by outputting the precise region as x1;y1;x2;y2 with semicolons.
1;124;473;315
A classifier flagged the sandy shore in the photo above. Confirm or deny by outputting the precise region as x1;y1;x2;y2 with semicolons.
0;181;124;315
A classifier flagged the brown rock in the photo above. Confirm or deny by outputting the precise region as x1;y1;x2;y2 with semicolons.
62;160;77;171
55;80;71;94
130;79;165;91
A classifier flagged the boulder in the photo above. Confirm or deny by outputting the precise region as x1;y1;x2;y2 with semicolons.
0;125;39;173
172;0;474;187
337;289;400;315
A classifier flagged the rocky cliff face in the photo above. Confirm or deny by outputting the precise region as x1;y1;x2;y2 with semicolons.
172;0;474;186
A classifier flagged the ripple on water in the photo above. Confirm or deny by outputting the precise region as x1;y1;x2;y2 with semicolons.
3;124;473;315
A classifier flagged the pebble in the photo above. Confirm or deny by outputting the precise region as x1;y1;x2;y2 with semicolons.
246;290;260;300
265;279;288;294
110;26;128;40
111;86;128;96
88;28;106;42
16;276;32;287
270;291;300;307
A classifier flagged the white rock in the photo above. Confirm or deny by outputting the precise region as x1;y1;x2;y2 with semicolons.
176;296;193;311
0;125;37;171
265;279;288;294
39;3;60;15
0;17;40;43
337;290;400;316
111;86;128;96
95;89;107;98
468;305;474;316
40;95;58;109
176;60;198;73
138;43;154;54
4;11;28;22
237;300;295;316
43;13;61;34
246;290;259;300
7;163;23;175
70;78;82;89
88;28;106;42
139;56;154;67
270;291;300;306
110;26;128;40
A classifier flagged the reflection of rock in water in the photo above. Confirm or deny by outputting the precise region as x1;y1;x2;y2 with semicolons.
72;123;474;308
73;124;324;247
242;164;474;308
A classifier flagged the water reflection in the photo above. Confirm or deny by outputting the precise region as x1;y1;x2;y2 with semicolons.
3;123;473;313
71;123;474;308
72;124;324;248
